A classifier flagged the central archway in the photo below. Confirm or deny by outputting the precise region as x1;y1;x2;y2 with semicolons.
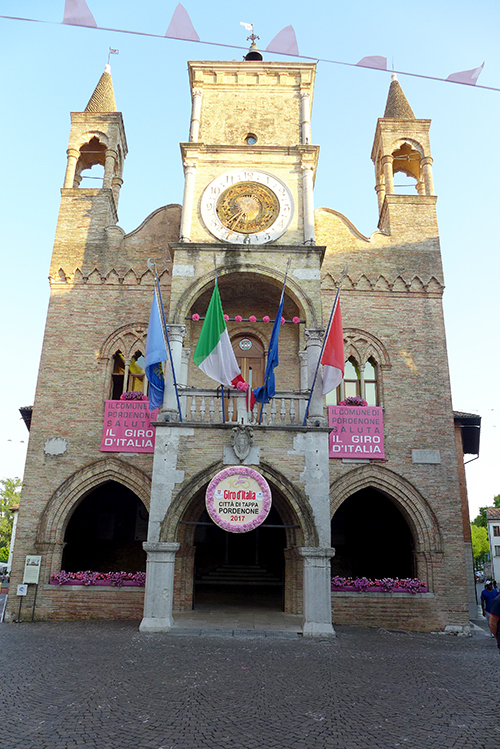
193;503;286;609
169;467;313;615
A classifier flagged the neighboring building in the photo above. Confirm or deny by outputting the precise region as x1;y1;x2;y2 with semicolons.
487;508;500;585
7;48;476;634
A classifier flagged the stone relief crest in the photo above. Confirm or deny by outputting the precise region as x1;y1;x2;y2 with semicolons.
231;426;254;462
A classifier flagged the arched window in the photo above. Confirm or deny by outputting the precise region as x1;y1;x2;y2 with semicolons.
111;350;146;399
343;358;360;399
325;356;379;406
392;142;420;194
74;136;106;187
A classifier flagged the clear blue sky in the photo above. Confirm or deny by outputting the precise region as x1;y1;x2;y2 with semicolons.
1;0;499;517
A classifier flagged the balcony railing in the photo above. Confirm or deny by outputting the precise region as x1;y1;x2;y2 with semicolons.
178;387;308;426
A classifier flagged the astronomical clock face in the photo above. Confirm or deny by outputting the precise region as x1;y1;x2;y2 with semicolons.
200;170;294;245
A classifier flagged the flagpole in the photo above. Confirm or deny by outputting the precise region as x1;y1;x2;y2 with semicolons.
148;258;183;423
258;259;291;425
302;266;348;426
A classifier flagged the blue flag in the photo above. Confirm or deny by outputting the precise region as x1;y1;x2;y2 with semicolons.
145;289;168;410
253;294;285;404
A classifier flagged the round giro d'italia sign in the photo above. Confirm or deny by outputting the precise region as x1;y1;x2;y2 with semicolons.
205;466;272;533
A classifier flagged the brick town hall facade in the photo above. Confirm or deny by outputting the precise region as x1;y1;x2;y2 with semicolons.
7;49;478;634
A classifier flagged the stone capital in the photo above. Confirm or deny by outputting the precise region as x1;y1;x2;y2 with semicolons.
298;547;335;561
304;328;325;346
166;324;187;344
143;541;180;559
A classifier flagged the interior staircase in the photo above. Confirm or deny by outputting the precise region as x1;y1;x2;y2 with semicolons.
196;564;282;587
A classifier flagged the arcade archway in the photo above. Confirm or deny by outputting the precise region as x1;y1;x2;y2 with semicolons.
61;481;148;573
331;488;415;580
172;473;309;614
193;504;286;608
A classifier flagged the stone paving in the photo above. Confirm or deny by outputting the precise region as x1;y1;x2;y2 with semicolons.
0;615;499;749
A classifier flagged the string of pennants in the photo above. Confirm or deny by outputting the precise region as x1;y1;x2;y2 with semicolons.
1;0;495;92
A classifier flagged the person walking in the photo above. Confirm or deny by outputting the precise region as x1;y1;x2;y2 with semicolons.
489;593;500;654
481;580;498;628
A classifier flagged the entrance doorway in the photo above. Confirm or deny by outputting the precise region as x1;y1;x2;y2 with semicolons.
232;334;265;391
193;505;286;609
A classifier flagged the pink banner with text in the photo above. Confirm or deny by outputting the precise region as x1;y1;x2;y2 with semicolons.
100;400;158;453
328;406;385;459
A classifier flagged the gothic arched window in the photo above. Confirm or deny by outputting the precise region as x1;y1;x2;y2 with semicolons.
111;350;146;400
325;356;379;407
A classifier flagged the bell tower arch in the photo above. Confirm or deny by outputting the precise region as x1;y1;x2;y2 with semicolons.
51;64;128;278
371;73;437;236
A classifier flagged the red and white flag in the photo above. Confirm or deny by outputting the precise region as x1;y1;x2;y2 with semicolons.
321;302;344;395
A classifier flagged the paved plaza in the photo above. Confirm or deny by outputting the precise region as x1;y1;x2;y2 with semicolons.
0;612;498;749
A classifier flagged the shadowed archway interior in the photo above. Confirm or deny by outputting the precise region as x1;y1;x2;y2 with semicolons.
331;488;415;580
61;481;148;573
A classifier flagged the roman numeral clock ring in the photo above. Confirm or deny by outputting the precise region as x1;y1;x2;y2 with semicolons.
200;170;294;245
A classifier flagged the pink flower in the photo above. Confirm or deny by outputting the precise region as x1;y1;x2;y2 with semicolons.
249;315;257;323
263;315;270;323
224;314;229;321
191;313;200;321
235;315;242;323
280;316;285;325
292;316;301;324
236;381;249;392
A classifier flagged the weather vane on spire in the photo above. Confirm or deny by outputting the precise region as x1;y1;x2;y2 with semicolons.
240;21;259;44
107;47;119;65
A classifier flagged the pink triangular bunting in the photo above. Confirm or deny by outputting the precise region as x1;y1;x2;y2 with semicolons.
446;62;484;85
266;26;299;56
165;3;200;41
356;56;387;70
62;0;97;27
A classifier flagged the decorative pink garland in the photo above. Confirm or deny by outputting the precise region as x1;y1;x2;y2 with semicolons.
191;314;303;323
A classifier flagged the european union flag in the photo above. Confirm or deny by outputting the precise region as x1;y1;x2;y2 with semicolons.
253;294;285;404
145;289;168;410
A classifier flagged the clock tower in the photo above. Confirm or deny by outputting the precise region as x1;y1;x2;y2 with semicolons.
141;51;334;635
179;59;318;246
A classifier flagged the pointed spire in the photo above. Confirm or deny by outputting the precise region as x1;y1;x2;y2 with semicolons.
383;73;415;119
85;64;117;113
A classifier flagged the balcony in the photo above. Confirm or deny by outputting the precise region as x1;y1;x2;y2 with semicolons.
175;386;309;426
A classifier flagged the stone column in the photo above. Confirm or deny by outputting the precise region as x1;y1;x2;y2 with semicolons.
300;92;311;144
304;329;326;425
64;148;80;188
298;547;336;636
103;149;117;190
298;349;308;422
382;155;394;194
179;161;197;242
359;363;365;402
139;542;180;632
161;324;186;421
421;156;435;195
301;165;315;245
112;176;123;207
375;181;386;212
189;88;203;142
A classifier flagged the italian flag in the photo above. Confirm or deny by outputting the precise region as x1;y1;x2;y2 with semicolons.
321;300;345;394
193;283;241;387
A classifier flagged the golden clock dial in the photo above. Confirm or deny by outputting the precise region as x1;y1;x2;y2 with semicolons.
216;182;280;235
